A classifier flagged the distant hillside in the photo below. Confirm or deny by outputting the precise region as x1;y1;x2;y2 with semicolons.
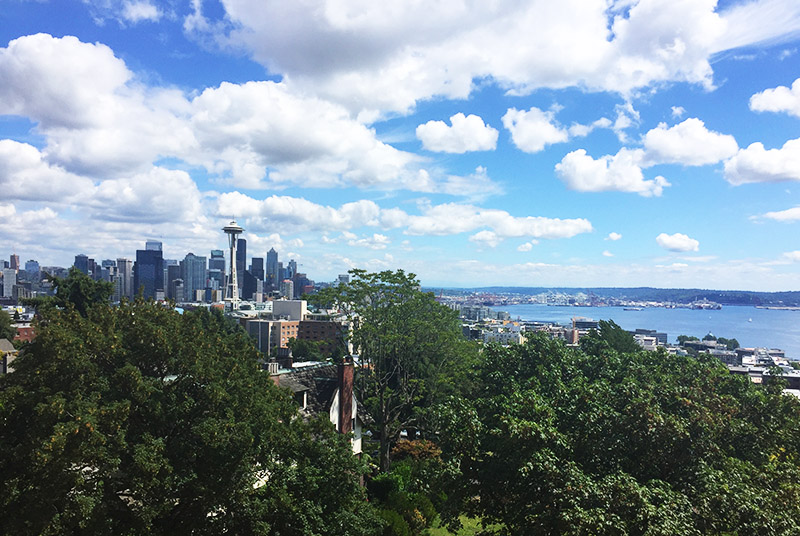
425;286;800;306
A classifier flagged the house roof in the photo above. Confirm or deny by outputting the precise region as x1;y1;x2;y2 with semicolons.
0;339;16;354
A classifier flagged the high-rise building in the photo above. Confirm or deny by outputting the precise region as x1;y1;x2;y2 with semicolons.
166;264;182;300
250;257;264;281
133;244;164;300
208;249;225;291
266;248;279;289
9;254;19;272
74;254;90;275
181;253;207;303
116;258;133;300
2;268;15;298
280;279;294;300
287;259;297;279
145;240;162;251
236;238;246;289
100;259;117;282
25;260;40;274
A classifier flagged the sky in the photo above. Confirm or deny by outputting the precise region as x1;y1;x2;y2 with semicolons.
1;0;800;290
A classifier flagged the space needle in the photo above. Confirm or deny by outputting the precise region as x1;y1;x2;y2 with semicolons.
222;220;244;311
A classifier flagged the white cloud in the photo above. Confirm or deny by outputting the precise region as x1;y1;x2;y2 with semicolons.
122;1;162;23
517;242;534;252
0;204;16;219
713;0;800;52
347;233;391;250
0;140;94;202
750;78;800;118
555;148;670;197
642;118;738;166
502;107;568;153
759;206;800;222
183;0;795;116
656;232;700;252
88;167;203;224
784;251;800;262
567;117;612;138
469;230;501;248
602;250;614;257
416;113;498;153
671;106;686;118
724;138;800;184
606;232;623;241
216;193;592;243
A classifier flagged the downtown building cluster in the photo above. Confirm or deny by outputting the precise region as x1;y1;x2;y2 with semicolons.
0;238;332;307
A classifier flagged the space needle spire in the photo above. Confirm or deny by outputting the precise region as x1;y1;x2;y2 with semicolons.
222;220;244;311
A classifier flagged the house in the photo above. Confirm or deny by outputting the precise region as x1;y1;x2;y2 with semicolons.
271;358;364;455
1;338;17;374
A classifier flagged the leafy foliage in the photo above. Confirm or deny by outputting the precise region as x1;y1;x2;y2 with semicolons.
24;267;114;317
311;269;475;471
0;298;378;535
440;333;800;535
0;309;15;341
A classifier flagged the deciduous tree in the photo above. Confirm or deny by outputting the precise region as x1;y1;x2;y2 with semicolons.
0;298;378;535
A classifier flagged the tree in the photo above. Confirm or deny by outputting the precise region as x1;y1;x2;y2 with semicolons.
438;334;800;535
311;269;473;471
24;267;113;317
0;298;379;535
677;335;699;344
580;319;640;355
287;337;326;361
0;309;15;341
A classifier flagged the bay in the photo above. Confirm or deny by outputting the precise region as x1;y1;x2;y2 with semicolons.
493;304;800;359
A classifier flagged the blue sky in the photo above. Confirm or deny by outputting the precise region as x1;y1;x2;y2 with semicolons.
2;0;800;290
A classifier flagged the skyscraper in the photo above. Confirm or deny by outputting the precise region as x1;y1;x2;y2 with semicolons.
24;260;40;274
236;238;246;289
145;240;162;251
1;268;15;298
116;258;133;300
287;259;297;279
250;257;264;280
266;248;279;289
208;249;225;291
166;264;182;300
133;244;164;300
9;254;19;272
181;253;207;302
74;254;90;275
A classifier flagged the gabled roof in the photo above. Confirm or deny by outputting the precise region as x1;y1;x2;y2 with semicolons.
0;339;16;354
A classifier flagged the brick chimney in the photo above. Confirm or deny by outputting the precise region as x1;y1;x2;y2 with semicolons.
337;358;354;434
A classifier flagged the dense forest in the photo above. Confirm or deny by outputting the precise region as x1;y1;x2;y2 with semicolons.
3;270;800;535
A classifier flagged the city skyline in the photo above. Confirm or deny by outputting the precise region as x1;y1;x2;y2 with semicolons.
2;2;800;290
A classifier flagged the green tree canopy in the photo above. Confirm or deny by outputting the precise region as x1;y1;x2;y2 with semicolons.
24;267;114;317
0;309;15;341
311;269;475;471
0;298;378;535
439;333;800;535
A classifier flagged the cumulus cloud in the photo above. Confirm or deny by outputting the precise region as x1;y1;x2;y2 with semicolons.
642;118;738;166
178;0;799;116
602;250;614;257
517;242;534;252
469;230;501;248
606;232;622;241
0;140;94;202
724;138;800;184
416;113;498;153
216;193;592;244
671;106;686;117
502;107;568;153
656;232;700;252
555;148;670;197
347;233;391;250
750;77;800;117
757;206;800;222
784;251;800;262
122;1;162;23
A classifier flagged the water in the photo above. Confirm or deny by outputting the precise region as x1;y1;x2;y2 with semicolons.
493;304;800;359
